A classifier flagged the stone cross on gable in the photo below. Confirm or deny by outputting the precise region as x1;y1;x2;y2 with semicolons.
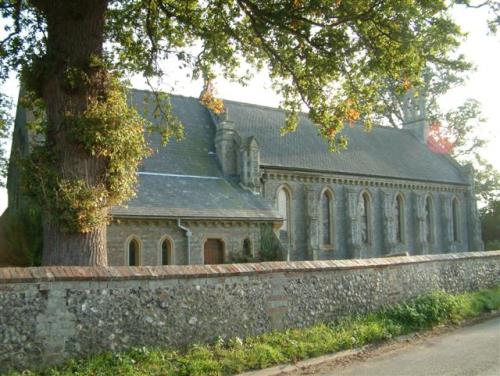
402;88;426;125
402;86;429;143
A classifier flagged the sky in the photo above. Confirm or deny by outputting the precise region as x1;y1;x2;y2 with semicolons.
0;5;499;215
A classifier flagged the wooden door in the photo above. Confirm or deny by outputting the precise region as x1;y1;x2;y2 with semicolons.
204;239;224;264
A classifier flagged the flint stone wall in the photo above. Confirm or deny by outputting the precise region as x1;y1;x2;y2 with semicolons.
1;251;499;371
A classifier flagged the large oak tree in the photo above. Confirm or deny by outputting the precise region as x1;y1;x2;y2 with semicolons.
1;0;468;265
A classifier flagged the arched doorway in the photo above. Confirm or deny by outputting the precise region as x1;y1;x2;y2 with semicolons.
204;239;224;264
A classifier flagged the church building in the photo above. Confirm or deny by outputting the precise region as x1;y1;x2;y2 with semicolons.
9;89;484;265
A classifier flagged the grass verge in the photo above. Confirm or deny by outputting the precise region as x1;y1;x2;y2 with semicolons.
9;286;500;376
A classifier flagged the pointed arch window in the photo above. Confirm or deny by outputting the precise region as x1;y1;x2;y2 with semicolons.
161;238;172;265
360;192;371;245
277;187;291;236
425;196;434;243
395;194;405;243
243;238;252;257
128;238;140;266
321;190;334;246
452;198;460;242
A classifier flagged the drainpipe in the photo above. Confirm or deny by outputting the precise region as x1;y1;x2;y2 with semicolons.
177;219;192;265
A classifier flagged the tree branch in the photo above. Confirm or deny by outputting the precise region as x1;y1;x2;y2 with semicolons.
235;0;311;107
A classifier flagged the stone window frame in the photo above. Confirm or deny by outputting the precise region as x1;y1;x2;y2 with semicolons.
425;194;435;244
124;235;142;266
359;189;373;246
275;184;293;237
394;192;406;244
158;235;175;265
451;196;461;243
319;187;335;250
201;236;227;265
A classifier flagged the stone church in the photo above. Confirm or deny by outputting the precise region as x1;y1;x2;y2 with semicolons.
9;89;484;265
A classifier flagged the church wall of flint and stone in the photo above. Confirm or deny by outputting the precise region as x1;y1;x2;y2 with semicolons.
260;171;469;260
106;95;483;265
107;167;479;266
107;219;263;266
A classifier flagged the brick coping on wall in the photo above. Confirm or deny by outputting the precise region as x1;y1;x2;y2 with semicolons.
0;251;499;284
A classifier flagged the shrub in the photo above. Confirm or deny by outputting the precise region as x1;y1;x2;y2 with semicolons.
485;240;500;251
380;291;464;330
259;225;283;261
0;207;42;266
226;252;258;264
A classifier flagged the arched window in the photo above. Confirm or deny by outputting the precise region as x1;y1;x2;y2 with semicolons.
425;196;434;243
321;190;334;246
452;198;460;242
360;192;371;244
161;238;172;265
277;187;291;236
128;238;140;266
243;238;252;257
394;194;405;243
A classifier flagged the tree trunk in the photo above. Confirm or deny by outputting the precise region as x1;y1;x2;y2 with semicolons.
34;0;109;266
42;220;107;266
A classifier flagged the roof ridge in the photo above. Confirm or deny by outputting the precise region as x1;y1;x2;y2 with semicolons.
130;88;405;133
224;99;412;132
130;88;410;131
222;97;288;114
130;88;198;102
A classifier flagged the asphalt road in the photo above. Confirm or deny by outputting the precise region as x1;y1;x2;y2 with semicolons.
301;316;500;376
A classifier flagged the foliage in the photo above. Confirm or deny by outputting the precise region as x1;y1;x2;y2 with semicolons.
0;206;42;267
485;240;500;251
0;93;12;187
480;200;500;250
226;227;282;263
20;77;150;232
369;0;500;203
105;0;465;150
438;100;499;204
1;0;465;148
381;291;464;330
199;79;225;115
226;252;258;264
374;58;500;203
259;225;282;261
474;159;500;205
8;287;500;375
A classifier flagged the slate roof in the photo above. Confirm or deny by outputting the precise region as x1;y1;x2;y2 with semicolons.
112;90;466;219
113;173;280;220
112;91;280;220
131;90;221;177
223;100;466;185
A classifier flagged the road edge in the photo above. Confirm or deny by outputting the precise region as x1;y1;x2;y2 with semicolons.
237;310;500;376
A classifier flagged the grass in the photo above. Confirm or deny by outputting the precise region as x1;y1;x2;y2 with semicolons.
9;286;500;376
